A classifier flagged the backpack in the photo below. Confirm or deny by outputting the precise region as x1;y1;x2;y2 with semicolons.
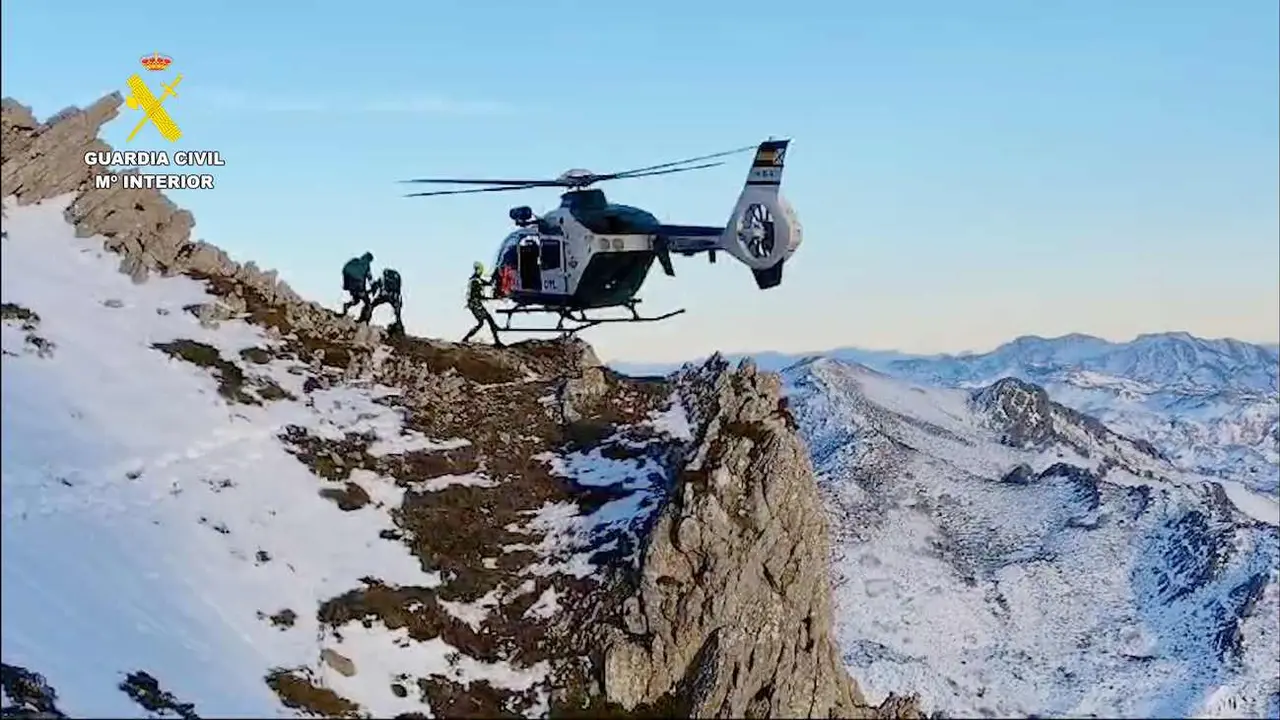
381;269;401;295
342;257;371;285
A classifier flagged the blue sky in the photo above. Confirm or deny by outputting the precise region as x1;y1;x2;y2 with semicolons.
3;0;1277;362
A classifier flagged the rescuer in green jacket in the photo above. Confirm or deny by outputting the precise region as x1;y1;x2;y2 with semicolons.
461;261;503;347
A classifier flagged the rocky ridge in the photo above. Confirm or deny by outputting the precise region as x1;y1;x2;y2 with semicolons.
782;357;1279;718
0;94;921;717
970;376;1167;472
620;333;1280;495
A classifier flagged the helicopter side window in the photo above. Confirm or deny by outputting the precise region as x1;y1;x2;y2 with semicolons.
495;234;522;271
501;244;518;268
539;238;562;271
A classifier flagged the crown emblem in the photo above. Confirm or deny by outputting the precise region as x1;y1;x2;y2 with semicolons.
140;52;172;71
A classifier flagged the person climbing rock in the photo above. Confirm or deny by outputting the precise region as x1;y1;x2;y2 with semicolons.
461;261;503;347
361;267;405;335
340;252;374;317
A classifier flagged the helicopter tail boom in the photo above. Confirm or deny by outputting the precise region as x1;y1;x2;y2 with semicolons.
653;139;801;289
722;140;801;287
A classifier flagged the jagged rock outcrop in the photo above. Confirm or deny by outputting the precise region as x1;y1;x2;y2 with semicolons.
970;377;1056;447
0;93;344;350
971;376;1165;466
597;357;919;718
1;662;67;718
1;94;921;719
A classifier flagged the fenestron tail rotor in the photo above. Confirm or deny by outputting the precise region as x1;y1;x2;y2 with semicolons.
400;144;756;198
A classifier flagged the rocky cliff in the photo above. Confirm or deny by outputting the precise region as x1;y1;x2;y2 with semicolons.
597;361;919;718
0;94;920;718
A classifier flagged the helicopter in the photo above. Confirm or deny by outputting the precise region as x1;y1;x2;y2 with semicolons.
401;139;802;335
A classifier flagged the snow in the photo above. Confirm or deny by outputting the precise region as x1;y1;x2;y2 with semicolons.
504;402;689;579
646;399;694;441
1067;369;1161;395
319;623;549;711
368;434;470;458
627;335;1278;494
438;589;502;632
419;472;500;492
1218;479;1280;527
893;337;1279;496
702;333;1280;496
523;587;561;620
0;195;542;717
831;362;977;438
786;358;1280;719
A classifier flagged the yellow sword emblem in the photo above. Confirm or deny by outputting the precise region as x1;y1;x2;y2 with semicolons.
125;73;183;142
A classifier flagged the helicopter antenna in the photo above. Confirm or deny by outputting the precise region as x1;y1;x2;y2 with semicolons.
398;144;755;198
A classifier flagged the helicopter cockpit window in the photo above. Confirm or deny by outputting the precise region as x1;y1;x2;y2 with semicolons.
540;238;562;270
495;233;524;270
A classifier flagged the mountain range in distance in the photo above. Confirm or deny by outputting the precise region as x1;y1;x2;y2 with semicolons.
612;332;1280;496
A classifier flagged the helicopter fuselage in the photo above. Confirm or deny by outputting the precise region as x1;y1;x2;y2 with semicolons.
492;189;684;310
464;138;802;337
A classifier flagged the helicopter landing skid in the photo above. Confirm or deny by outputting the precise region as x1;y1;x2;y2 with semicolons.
495;301;686;337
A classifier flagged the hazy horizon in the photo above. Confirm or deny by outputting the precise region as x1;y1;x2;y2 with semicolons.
609;328;1280;369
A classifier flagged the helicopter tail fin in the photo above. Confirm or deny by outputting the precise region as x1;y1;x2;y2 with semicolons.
718;139;801;289
652;139;802;289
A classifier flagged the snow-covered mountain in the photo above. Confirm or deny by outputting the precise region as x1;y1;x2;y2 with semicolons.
0;195;684;717
617;334;1280;496
782;357;1280;718
1;95;919;719
1;193;917;718
874;334;1280;496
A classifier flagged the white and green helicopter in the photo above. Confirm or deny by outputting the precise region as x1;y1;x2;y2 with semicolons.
401;139;802;335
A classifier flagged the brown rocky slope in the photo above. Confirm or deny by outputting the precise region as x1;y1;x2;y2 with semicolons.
0;93;921;718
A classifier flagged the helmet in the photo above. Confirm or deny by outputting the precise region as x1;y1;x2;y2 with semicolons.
473;261;484;274
362;252;373;262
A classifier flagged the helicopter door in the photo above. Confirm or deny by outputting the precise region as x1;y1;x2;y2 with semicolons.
517;238;542;292
538;238;566;294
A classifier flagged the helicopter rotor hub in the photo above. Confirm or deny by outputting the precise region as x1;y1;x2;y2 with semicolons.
556;169;597;187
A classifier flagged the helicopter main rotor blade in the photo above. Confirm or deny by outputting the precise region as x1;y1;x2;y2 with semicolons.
598;145;755;181
403;162;725;197
399;144;753;197
602;161;725;181
404;183;548;198
400;177;567;187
